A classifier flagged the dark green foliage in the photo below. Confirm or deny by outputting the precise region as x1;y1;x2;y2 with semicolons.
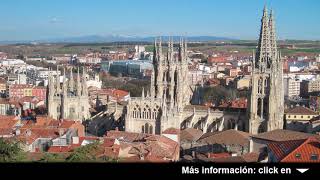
202;85;248;104
0;138;26;162
102;77;150;97
119;79;150;97
66;142;99;162
39;153;65;162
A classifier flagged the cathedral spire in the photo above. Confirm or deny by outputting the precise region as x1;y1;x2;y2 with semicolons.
82;67;88;96
256;6;271;70
56;65;60;95
150;69;155;98
248;7;284;134
141;87;145;99
48;71;54;98
69;67;74;93
153;38;158;64
269;9;278;59
77;66;81;96
158;37;163;64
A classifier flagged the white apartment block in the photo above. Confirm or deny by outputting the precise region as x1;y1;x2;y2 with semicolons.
284;77;301;97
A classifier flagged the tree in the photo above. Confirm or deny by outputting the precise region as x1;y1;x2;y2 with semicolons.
39;153;65;162
66;142;99;162
0;138;26;162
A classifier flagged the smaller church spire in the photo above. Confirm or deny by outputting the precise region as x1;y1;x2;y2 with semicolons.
81;66;88;96
76;66;81;96
263;5;268;17
146;90;150;98
69;67;74;93
141;87;145;99
56;65;60;95
150;69;155;98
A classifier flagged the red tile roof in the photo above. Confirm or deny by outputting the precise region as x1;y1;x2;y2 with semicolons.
198;129;250;147
281;137;320;163
285;106;318;115
9;84;34;89
47;146;75;153
251;129;320;142
268;139;305;161
207;152;230;159
105;130;148;142
162;128;180;135
180;128;203;142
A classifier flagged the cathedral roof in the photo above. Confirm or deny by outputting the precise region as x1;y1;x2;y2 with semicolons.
162;128;180;135
180;128;203;142
197;129;250;147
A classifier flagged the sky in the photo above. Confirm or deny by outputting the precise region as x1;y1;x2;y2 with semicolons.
0;0;319;41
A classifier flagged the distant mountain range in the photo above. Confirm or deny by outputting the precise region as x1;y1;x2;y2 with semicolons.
0;35;236;44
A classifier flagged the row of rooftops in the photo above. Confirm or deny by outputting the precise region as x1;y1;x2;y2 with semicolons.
0;114;180;162
180;128;320;163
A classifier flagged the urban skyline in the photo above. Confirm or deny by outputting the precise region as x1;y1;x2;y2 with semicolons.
0;0;320;41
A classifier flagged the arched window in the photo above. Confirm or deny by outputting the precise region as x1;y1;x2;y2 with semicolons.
257;98;262;117
149;125;153;134
141;126;144;133
145;123;149;134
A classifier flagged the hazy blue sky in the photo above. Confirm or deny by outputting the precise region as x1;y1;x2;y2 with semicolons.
0;0;319;41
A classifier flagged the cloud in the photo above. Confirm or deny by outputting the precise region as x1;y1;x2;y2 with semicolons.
49;17;61;24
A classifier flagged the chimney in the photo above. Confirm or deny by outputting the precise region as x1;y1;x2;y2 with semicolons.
59;129;65;136
15;129;21;136
26;129;31;136
72;136;79;144
249;137;254;153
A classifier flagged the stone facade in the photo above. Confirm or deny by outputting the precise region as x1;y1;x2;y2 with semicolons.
47;67;90;122
124;38;237;134
247;7;284;134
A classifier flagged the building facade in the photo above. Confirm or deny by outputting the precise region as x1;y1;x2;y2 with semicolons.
284;77;301;98
47;67;90;121
247;7;284;134
125;38;193;134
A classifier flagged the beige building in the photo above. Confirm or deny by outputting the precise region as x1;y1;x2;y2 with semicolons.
236;75;251;90
308;78;320;92
285;106;318;132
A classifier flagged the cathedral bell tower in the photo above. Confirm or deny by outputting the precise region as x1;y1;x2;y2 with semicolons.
248;6;284;134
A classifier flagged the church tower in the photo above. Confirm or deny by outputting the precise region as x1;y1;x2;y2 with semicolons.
248;7;284;134
151;37;191;112
47;66;90;122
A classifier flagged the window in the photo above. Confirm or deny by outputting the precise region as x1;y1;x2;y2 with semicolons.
141;126;144;133
70;108;75;114
288;115;291;118
294;116;296;118
311;154;318;161
149;125;153;134
301;116;303;118
295;153;301;159
144;123;149;134
308;116;310;118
